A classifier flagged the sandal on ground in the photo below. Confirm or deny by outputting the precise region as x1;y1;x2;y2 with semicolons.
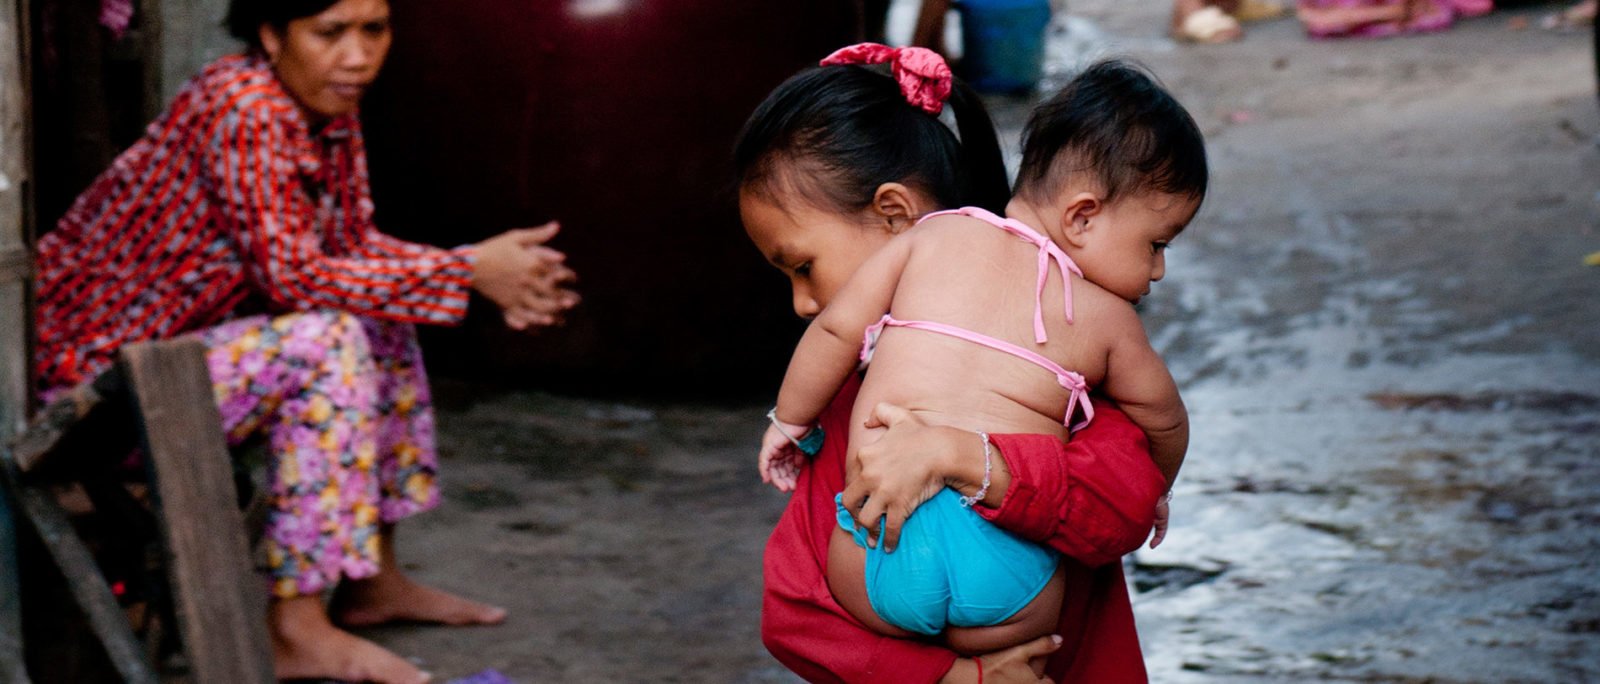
1174;6;1244;43
1542;0;1597;30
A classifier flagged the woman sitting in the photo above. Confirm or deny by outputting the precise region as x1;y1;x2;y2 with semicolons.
31;0;577;681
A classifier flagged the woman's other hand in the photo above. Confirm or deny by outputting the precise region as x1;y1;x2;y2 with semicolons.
940;635;1062;683
472;222;580;329
1148;493;1171;549
842;402;990;552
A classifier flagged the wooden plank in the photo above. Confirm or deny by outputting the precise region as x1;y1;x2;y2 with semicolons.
8;370;130;475
7;471;157;684
120;339;273;684
0;246;25;282
140;0;241;115
2;0;33;674
0;471;26;684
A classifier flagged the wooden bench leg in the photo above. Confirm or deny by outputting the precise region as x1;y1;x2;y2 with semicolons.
5;469;156;684
0;472;31;684
121;339;274;684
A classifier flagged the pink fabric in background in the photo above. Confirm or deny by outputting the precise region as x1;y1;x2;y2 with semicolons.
99;0;134;39
1300;0;1492;38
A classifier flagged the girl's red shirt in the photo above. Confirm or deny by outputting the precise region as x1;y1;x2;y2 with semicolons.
761;373;1164;683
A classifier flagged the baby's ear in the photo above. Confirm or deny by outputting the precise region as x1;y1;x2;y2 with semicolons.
1058;192;1102;247
870;182;925;234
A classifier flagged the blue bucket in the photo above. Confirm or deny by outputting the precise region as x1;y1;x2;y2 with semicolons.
956;0;1052;94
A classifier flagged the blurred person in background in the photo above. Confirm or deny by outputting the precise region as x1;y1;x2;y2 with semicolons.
1295;0;1492;38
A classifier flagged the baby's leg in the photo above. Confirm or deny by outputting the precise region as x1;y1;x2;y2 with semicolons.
826;526;915;638
943;563;1067;656
823;399;908;636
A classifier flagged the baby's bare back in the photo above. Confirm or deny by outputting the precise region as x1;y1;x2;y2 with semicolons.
849;216;1118;452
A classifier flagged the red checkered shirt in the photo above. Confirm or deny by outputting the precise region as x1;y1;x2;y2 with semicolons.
34;54;476;390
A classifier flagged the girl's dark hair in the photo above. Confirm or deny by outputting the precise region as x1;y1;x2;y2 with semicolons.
1016;59;1208;206
734;63;1010;217
225;0;343;46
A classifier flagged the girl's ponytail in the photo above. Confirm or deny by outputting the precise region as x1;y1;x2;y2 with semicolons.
945;77;1011;215
737;44;1012;218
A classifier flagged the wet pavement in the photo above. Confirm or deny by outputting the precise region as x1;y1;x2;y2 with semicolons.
1068;4;1600;681
378;4;1600;682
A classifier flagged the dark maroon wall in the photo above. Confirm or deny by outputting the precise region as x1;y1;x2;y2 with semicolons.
362;1;863;398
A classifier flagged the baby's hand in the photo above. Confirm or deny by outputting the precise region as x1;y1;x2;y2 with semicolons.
1148;493;1172;549
759;424;807;493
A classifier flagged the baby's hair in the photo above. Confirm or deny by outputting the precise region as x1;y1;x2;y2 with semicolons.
1016;59;1208;207
735;63;1010;217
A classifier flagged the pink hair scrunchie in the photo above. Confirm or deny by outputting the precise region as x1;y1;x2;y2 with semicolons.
820;42;954;116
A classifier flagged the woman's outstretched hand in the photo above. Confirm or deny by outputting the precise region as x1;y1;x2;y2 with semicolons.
472;222;580;329
840;402;972;552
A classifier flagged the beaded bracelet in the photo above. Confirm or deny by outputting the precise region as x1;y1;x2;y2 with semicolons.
958;430;992;508
766;408;825;457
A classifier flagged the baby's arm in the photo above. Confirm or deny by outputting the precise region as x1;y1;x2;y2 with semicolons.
773;234;916;427
1096;303;1188;488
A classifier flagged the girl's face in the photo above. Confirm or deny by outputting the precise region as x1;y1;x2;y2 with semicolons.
261;0;393;122
1071;191;1200;304
741;191;898;319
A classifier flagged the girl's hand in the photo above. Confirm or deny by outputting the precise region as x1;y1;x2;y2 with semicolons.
940;635;1063;683
472;222;580;329
759;424;806;492
1148;493;1171;549
841;402;969;552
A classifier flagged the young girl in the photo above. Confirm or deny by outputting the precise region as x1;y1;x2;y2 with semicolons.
740;45;1166;683
758;59;1206;655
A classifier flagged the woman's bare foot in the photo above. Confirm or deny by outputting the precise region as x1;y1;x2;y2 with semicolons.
271;596;430;684
1296;1;1407;34
1575;0;1600;21
331;571;508;628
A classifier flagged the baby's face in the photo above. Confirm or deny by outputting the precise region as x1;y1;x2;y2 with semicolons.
1073;191;1200;304
741;190;896;319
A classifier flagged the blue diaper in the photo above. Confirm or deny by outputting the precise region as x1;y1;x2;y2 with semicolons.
834;489;1058;635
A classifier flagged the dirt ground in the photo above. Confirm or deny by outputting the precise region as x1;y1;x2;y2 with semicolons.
366;4;1600;682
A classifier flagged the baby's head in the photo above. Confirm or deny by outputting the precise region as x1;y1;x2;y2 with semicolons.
1013;60;1208;304
736;47;1008;317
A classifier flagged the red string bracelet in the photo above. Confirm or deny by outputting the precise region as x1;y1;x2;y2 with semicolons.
974;656;984;684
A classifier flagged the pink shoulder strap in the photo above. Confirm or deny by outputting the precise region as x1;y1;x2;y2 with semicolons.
918;207;1083;345
862;315;1095;431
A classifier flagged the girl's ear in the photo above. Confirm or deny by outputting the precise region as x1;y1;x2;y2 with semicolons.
1057;191;1102;248
259;24;284;64
870;182;928;234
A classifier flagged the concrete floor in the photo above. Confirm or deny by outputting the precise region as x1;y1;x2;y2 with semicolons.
370;4;1600;682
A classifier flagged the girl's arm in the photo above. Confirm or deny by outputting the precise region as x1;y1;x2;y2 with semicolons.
772;380;1148;680
844;398;1163;565
979;400;1165;564
772;234;916;426
202;99;476;324
1094;303;1188;487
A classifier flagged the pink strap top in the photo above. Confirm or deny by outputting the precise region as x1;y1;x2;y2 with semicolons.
858;207;1095;431
926;207;1083;344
